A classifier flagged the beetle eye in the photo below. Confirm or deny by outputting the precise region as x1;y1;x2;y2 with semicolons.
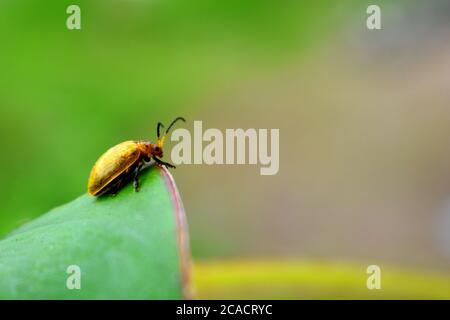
155;146;160;152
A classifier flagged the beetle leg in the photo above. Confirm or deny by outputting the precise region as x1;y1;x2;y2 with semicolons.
153;156;176;169
104;182;119;197
109;176;126;196
133;161;144;192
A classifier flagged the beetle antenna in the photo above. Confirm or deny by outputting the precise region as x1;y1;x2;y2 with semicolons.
158;117;185;148
157;122;165;139
165;117;186;135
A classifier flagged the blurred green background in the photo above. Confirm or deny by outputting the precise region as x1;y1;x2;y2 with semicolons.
1;0;450;298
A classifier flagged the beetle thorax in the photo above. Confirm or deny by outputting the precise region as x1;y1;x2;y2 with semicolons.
137;141;163;158
136;141;152;157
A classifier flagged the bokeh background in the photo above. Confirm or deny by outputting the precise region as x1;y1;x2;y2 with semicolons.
1;0;450;298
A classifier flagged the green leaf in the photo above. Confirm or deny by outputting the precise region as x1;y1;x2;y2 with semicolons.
0;166;191;299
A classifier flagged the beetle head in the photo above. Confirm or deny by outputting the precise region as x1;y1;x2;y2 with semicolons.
151;143;164;158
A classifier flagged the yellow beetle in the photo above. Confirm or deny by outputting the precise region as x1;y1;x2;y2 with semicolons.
87;117;185;196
